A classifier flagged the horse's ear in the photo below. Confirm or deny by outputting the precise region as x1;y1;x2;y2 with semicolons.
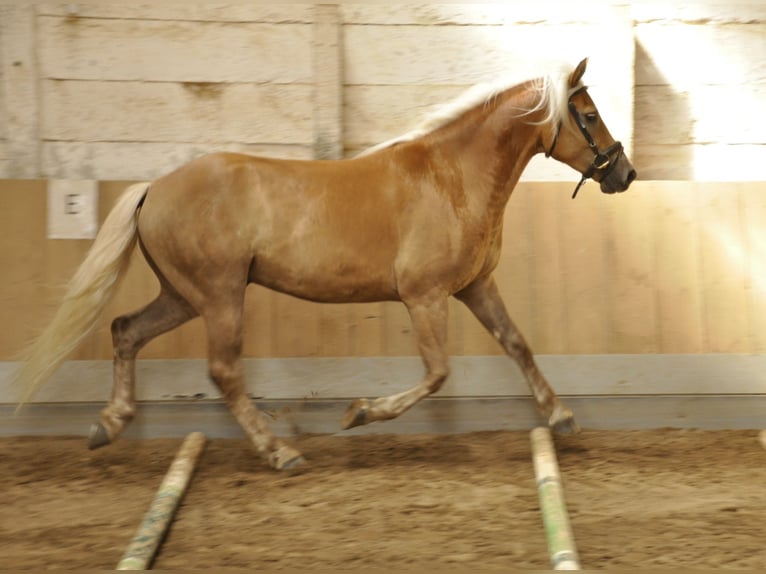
569;58;588;88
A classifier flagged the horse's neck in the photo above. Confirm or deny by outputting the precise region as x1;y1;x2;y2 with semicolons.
422;87;545;218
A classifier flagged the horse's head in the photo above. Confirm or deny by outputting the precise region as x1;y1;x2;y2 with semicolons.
545;58;637;198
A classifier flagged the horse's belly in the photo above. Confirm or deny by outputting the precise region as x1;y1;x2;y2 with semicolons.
250;255;399;303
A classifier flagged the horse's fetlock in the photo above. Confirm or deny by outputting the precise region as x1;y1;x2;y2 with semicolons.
118;407;136;422
104;404;135;425
427;367;449;393
208;359;242;384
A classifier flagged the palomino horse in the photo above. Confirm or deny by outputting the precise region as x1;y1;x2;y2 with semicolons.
14;59;635;470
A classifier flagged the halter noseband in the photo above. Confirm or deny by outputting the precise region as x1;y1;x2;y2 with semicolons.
546;86;623;199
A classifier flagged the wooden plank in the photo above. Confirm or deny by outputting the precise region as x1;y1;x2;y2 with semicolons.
271;293;321;358
601;188;659;353
652;182;705;352
633;144;694;181
634;86;693;146
343;23;630;87
341;4;626;25
686;85;766;144
344;85;465;149
635;85;766;145
683;145;766;182
346;302;386;357
633;144;766;182
0;180;48;357
446;298;466;356
740;182;766;352
316;304;352;358
632;2;766;24
0;50;5;143
557;183;610;353
0;3;40;177
36;3;315;22
5;354;766;403
41;81;313;143
41;142;313;181
695;184;751;353
382;301;418;357
37;16;313;82
312;4;342;159
635;22;766;87
0;143;10;179
243;284;276;359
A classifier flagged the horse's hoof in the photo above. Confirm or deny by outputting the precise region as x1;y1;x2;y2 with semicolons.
341;398;369;430
269;446;306;472
549;408;581;435
88;422;111;450
280;455;307;473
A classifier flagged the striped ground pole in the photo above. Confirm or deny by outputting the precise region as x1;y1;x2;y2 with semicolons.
116;432;207;570
530;427;581;570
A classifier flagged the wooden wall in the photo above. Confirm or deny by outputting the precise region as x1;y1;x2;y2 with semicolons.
2;2;763;182
633;2;766;180
0;3;765;360
2;179;765;361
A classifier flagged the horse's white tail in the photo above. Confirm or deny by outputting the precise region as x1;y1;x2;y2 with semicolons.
12;182;151;407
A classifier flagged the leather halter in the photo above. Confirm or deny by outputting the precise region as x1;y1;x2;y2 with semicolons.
546;86;624;199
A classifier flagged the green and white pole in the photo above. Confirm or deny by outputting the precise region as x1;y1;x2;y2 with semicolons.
117;432;207;570
530;427;581;570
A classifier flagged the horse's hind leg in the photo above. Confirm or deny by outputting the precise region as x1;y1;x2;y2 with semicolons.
455;275;579;434
89;289;197;448
204;300;305;471
343;295;449;429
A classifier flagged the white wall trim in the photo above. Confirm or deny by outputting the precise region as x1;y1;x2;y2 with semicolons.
4;354;764;436
3;354;765;403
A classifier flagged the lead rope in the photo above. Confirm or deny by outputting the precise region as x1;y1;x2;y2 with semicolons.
571;175;588;199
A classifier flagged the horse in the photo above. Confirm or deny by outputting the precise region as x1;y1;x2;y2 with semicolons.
12;58;635;470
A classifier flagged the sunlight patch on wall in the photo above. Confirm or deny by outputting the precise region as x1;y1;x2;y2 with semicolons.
635;15;766;181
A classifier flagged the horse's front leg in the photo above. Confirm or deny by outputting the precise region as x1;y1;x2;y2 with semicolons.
455;275;579;434
342;295;449;429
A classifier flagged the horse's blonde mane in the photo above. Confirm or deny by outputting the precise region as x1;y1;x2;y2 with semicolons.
357;62;580;157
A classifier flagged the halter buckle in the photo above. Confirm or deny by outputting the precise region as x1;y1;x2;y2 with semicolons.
593;153;610;170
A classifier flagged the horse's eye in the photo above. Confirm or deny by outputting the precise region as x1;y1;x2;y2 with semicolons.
585;112;598;123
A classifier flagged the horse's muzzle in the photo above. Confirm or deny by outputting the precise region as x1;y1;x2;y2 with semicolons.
600;153;637;194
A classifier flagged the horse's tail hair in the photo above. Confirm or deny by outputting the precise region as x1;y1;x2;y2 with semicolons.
12;181;151;409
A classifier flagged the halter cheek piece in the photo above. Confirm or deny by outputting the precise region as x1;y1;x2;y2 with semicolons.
546;86;624;199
